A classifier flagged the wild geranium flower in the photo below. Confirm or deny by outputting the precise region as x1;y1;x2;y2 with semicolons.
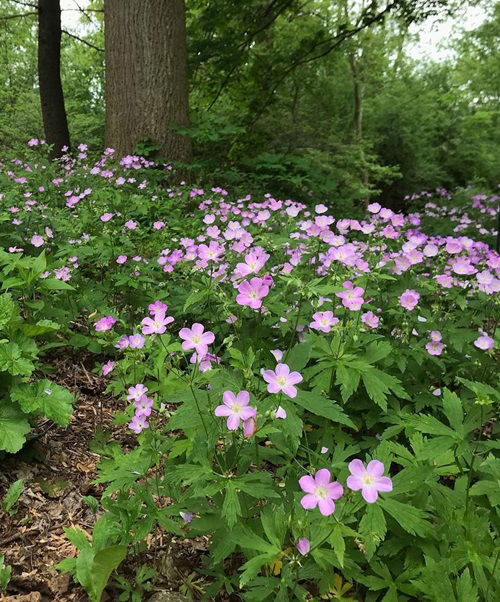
271;349;283;362
243;416;257;438
361;311;379;329
336;281;364;311
127;384;148;402
116;255;127;264
102;360;115;376
426;340;445;355
95;316;117;332
399;289;420;311
346;459;393;503
309;311;339;333
214;391;257;430
149;300;167;315
100;212;113;222
180;511;193;523
299;469;344;516
179;323;215;356
31;234;44;247
273;406;287;419
474;334;494;350
296;538;311;555
236;277;270;309
129;414;149;434
128;333;146;349
262;363;303;398
133;395;153;417
141;311;174;335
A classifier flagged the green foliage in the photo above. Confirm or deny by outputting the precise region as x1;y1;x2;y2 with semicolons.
2;479;23;514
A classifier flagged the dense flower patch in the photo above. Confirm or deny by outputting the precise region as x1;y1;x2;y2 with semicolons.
0;143;499;601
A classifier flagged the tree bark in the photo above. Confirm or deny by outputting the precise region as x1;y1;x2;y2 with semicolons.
38;0;70;159
104;0;191;162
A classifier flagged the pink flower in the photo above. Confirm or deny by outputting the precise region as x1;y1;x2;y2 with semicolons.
95;316;117;332
180;511;193;523
262;363;303;398
336;281;365;311
429;330;442;342
271;349;283;362
309;311;339;333
124;220;137;230
236;277;270;309
100;213;113;222
299;469;344;516
179;323;215;356
133;395;153;417
129;414;149;434
31;234;44;247
116;255;127;264
367;202;381;214
102;360;115;376
153;221;165;230
274;406;287;419
361;311;379;329
399;289;420;311
296;538;310;555
474;334;494;350
128;333;145;349
214;391;257;431
127;384;148;402
149;300;168;315
425;341;444;355
346;459;393;503
141;311;174;335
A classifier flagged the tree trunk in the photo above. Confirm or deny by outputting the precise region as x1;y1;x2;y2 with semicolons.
104;0;191;163
38;0;70;159
348;52;363;142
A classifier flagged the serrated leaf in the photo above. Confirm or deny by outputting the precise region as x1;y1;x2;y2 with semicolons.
293;390;356;429
379;498;430;536
2;479;23;512
359;503;386;559
222;483;241;528
0;343;33;375
90;545;127;602
442;389;464;431
286;341;312;371
11;380;74;426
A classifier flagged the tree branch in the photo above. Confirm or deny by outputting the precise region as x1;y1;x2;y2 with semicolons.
61;29;104;52
0;11;36;19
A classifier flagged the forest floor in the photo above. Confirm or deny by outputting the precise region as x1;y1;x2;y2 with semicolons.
0;354;207;602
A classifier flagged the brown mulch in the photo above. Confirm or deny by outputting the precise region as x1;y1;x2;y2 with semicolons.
0;352;124;601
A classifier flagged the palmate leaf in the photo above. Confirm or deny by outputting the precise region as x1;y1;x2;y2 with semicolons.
441;388;464;431
293;390;356;429
359;503;387;559
379;498;431;536
0;402;30;453
222;482;241;528
0;342;33;375
11;379;74;426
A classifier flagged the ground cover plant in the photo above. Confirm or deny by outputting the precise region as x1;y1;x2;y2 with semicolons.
0;144;498;600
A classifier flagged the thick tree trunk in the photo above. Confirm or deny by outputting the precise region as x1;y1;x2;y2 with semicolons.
38;0;70;159
104;0;191;162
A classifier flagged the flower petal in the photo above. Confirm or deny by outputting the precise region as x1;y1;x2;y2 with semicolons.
348;459;366;476
362;486;379;503
346;475;363;491
222;390;236;406
327;481;344;500
375;476;393;492
314;469;331;485
300;493;318;510
318;498;335;516
366;460;385;477
236;390;250;406
298;475;316;494
226;414;240;430
214;405;232;417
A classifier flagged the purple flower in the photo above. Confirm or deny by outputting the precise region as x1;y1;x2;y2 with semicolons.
127;384;148;402
116;255;127;264
149;300;168;315
100;213;113;222
214;390;257;431
133;395;153;417
141;311;174;335
346;459;393;503
236;277;270;309
309;311;339;333
425;341;445;355
102;360;115;376
129;414;149;434
179;323;215;357
95;316;117;332
361;311;379;329
336;281;365;311
262;363;303;398
399;289;420;311
296;538;310;555
128;334;146;349
474;334;494;350
299;469;344;516
31;234;44;247
180;511;193;523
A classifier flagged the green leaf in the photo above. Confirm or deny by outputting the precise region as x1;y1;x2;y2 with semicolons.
0;342;33;375
379;498;430;536
362;368;408;410
286;341;312;371
11;380;74;426
406;414;458;438
359;503;387;559
90;545;127;602
42;278;75;291
239;553;275;588
2;479;23;513
293;390;356;429
0;402;30;453
442;389;464;431
222;483;241;528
